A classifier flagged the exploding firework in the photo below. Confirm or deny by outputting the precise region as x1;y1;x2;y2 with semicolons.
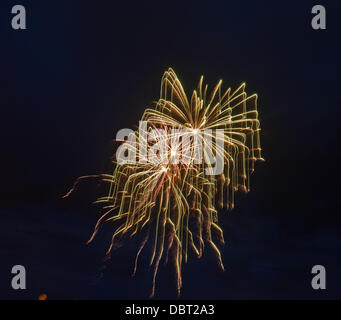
64;68;264;297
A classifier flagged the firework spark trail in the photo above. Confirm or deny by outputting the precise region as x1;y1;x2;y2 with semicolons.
64;68;264;297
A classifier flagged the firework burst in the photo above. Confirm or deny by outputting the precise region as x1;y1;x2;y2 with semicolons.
64;68;264;297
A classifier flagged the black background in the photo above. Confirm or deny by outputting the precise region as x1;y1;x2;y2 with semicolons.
1;0;340;299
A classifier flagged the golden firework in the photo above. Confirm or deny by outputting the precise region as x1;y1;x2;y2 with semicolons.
64;68;264;297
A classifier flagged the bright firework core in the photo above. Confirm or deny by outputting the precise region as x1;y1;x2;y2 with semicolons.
65;68;264;298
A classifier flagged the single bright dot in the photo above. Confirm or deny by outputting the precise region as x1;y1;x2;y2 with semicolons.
38;294;47;300
171;149;177;156
161;166;167;172
192;129;199;135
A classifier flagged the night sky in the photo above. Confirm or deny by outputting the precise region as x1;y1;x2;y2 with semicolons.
1;0;341;299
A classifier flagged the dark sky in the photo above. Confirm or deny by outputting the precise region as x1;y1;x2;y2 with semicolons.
1;0;340;299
